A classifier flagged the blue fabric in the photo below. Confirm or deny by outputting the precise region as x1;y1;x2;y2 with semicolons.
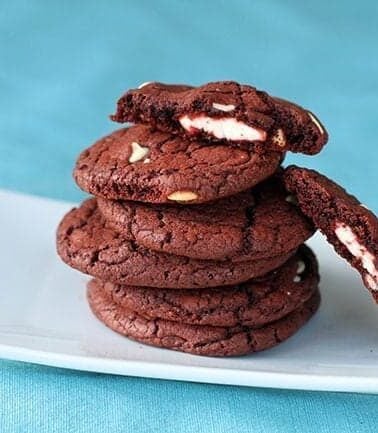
1;1;378;432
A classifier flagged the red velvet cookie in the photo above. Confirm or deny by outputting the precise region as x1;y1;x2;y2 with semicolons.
111;81;328;155
97;175;314;262
91;245;319;327
87;279;320;357
284;165;378;302
74;125;282;204
56;199;295;289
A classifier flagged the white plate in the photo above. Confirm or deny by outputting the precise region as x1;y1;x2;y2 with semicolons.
1;189;378;394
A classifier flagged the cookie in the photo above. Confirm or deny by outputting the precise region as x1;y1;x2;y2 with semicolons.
74;125;282;204
56;199;295;289
97;174;314;261
110;81;328;155
92;245;319;327
87;280;320;357
284;165;378;301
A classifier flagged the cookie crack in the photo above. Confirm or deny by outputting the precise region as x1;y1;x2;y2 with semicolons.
236;82;248;121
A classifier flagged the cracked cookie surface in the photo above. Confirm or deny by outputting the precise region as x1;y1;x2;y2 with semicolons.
91;245;319;327
74;125;282;204
56;199;295;288
111;81;328;155
87;279;320;357
97;174;315;262
284;165;378;302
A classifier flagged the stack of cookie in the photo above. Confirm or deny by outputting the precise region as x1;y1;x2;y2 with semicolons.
57;81;378;357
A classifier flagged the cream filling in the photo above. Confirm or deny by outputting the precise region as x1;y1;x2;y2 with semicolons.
335;222;378;290
179;114;266;142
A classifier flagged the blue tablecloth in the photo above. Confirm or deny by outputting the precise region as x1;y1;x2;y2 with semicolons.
1;1;377;432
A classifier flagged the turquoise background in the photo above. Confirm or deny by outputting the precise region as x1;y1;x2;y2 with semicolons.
1;1;378;432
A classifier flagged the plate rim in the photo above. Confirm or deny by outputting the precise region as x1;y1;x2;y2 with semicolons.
1;343;378;394
1;188;378;394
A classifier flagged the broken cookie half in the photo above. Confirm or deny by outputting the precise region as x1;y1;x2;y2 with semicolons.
110;81;328;155
283;165;378;302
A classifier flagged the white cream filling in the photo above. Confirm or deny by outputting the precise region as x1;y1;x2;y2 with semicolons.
335;222;378;290
365;275;377;291
179;114;266;142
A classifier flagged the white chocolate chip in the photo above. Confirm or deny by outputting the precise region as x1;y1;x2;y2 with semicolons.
138;81;152;89
128;142;150;163
212;103;236;112
297;260;306;274
271;128;286;147
307;111;324;135
293;260;305;283
143;158;151;164
285;194;298;205
167;191;198;202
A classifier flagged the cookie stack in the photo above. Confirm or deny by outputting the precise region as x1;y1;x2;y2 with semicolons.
57;81;378;357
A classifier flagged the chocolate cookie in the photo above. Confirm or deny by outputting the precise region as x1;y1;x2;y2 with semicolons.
74;125;282;204
92;245;319;327
97;175;314;262
57;199;295;289
111;81;328;155
284;166;378;301
87;280;320;357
